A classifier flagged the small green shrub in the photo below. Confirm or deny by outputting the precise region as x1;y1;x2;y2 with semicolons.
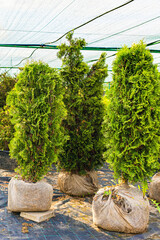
0;72;17;150
7;61;66;182
57;32;108;174
0;106;14;151
0;72;17;109
104;41;160;187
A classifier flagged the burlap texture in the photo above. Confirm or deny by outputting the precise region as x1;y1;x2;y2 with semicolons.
92;184;149;233
149;172;160;202
8;178;53;212
58;171;99;196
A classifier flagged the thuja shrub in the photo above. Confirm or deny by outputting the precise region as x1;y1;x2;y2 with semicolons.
57;32;108;174
0;72;17;109
104;41;160;188
102;84;110;108
0;106;14;151
7;61;66;182
0;72;17;150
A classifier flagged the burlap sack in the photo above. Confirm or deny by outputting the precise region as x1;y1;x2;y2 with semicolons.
92;184;149;233
58;171;99;196
8;178;53;212
149;172;160;202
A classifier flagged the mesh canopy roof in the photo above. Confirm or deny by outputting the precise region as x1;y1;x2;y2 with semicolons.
0;0;160;81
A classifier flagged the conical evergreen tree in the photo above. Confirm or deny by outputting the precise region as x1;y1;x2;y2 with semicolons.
7;61;66;182
104;41;160;189
57;32;108;174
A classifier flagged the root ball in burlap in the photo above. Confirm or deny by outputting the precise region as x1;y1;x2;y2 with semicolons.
8;178;53;212
92;184;149;233
149;172;160;202
58;171;99;196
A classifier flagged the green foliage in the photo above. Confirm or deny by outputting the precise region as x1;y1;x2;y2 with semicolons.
0;72;17;150
151;199;160;213
137;181;149;197
7;61;67;182
104;41;160;185
0;72;17;109
103;85;110;108
103;189;112;196
0;106;14;151
57;32;108;174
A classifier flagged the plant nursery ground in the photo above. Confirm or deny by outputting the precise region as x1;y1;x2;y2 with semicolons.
0;164;160;240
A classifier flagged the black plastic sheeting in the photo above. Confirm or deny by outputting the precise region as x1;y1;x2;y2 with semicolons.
0;167;160;240
0;151;17;171
0;178;120;240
